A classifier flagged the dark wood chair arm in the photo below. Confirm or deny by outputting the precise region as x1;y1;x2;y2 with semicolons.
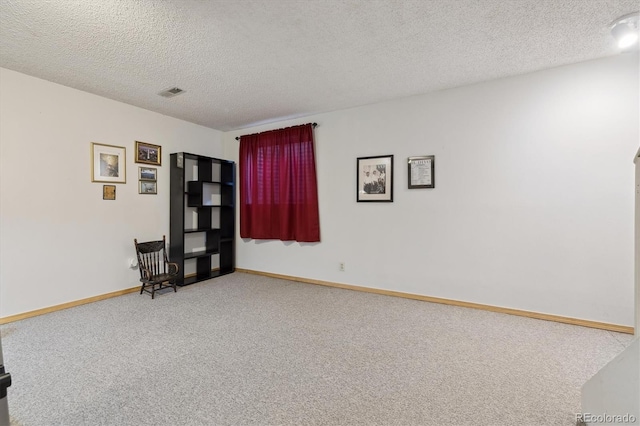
168;262;179;275
140;267;152;281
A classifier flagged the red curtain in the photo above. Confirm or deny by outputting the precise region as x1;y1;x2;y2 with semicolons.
239;123;320;242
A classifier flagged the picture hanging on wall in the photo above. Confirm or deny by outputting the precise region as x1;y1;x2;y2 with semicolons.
138;167;157;181
103;185;116;200
91;142;126;183
135;141;161;166
357;155;393;202
408;155;435;189
139;181;157;194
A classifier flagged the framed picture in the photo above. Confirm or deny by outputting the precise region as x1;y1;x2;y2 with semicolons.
91;143;126;183
103;185;116;200
139;181;157;194
357;155;393;202
408;155;435;189
135;141;161;166
139;167;157;181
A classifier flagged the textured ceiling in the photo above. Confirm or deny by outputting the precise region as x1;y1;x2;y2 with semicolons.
0;0;638;131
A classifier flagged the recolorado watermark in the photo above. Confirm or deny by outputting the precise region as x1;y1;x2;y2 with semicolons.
576;412;637;424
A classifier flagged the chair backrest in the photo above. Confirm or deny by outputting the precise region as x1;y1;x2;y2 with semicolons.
134;235;170;279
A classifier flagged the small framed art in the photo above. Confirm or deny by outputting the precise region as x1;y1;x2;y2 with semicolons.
135;141;161;166
91;143;126;183
139;181;157;194
357;155;393;202
103;185;116;200
408;155;435;189
139;166;157;181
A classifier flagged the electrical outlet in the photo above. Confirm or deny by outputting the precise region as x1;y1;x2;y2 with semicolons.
339;262;345;271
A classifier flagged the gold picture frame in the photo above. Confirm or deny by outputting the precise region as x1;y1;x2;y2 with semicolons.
138;166;157;181
91;143;126;183
103;185;116;200
135;141;161;166
139;181;157;194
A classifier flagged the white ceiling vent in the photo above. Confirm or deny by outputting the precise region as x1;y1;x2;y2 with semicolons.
158;87;185;98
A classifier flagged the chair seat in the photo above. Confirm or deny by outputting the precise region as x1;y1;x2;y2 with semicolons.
141;273;177;284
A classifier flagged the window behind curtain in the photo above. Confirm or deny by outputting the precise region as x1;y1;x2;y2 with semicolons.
239;123;320;242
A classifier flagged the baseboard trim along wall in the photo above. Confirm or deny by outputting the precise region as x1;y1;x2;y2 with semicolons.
1;271;634;335
0;287;140;325
236;268;635;335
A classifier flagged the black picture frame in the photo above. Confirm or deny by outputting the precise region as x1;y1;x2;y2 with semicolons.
408;155;435;189
357;155;393;202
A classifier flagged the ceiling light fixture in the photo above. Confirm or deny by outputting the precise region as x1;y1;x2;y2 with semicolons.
610;12;639;50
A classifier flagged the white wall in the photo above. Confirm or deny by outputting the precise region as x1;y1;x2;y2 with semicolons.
0;68;224;318
581;337;639;424
224;53;639;327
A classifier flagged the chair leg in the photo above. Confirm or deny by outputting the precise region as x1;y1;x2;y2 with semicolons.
140;284;145;295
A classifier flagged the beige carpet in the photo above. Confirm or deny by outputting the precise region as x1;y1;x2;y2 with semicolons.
1;272;633;425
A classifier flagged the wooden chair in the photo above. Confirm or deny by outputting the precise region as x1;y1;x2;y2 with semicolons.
133;235;179;299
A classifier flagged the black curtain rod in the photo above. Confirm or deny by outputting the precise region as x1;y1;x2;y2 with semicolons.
235;122;317;140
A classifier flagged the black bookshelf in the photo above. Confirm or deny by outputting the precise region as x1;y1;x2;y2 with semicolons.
170;152;235;286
